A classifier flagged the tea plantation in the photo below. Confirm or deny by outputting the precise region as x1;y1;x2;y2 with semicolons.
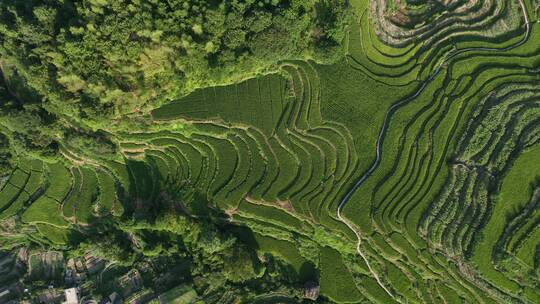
0;0;539;303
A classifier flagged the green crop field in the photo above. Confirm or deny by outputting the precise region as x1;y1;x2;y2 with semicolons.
319;246;363;303
0;0;539;303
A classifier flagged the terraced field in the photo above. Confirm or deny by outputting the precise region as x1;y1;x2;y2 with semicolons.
1;0;540;302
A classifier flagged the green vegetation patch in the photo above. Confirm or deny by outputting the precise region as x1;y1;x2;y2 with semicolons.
0;191;28;220
36;223;70;245
22;196;69;228
8;169;28;188
473;143;540;286
319;246;362;303
24;170;43;196
159;284;198;304
152;74;289;136
316;59;414;169
0;183;22;211
45;162;73;202
96;169;120;216
237;200;304;231
75;167;99;224
254;233;316;283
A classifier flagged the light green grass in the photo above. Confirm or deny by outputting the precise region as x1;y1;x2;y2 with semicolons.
96;169;118;215
22;196;69;227
75;167;99;224
45;162;72;202
0;183;22;211
8;169;28;188
0;191;28;220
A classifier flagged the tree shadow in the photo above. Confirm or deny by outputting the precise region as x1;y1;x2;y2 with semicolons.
298;261;318;283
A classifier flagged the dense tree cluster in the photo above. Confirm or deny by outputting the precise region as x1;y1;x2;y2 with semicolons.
72;201;306;300
0;0;349;162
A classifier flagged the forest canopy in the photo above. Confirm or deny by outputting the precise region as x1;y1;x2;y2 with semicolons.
0;0;349;165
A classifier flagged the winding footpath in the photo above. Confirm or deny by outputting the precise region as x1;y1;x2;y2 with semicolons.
336;1;531;301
